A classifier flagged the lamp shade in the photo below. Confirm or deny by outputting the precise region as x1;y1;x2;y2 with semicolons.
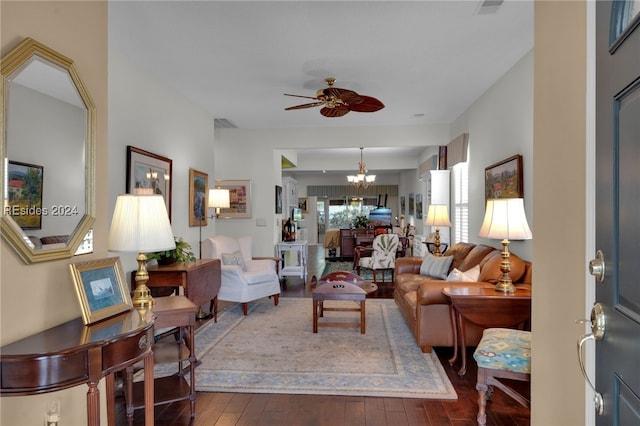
478;198;532;240
108;194;175;253
424;204;452;227
208;188;230;209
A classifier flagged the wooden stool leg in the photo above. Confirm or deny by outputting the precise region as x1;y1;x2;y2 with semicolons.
476;367;489;426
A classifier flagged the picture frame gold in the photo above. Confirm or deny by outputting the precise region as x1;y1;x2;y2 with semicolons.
69;257;132;325
189;168;208;227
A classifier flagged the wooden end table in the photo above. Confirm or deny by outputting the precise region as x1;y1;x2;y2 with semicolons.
442;286;531;376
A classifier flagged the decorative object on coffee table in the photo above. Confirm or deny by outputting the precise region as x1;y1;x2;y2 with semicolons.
478;198;532;293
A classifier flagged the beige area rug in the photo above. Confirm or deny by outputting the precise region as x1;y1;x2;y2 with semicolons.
165;297;457;399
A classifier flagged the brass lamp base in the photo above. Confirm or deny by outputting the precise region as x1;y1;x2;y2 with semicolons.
495;238;516;294
432;228;443;257
132;252;155;308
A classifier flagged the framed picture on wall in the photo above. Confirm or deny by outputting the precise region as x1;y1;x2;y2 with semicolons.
275;185;283;214
409;193;415;215
215;179;252;218
189;168;208;227
126;146;172;220
416;193;423;219
438;146;447;170
298;197;309;213
484;154;524;201
400;196;406;214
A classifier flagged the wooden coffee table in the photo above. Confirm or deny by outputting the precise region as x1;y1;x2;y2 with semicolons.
312;281;367;334
442;286;532;376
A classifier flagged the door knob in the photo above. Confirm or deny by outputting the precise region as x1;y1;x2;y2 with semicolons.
589;250;605;282
576;303;605;415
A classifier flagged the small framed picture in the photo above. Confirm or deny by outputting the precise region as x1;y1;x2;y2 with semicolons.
69;257;132;325
189;168;208;227
7;161;44;229
298;197;309;213
275;185;283;214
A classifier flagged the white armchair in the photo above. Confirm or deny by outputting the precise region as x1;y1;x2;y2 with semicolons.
202;235;280;315
357;233;399;283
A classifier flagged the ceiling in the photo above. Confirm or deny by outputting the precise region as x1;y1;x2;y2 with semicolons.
108;1;533;174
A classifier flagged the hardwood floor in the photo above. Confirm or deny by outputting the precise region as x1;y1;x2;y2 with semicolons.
115;244;530;425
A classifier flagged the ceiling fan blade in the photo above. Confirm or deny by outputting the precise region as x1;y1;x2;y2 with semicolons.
347;95;385;112
320;105;351;117
284;93;320;101
285;102;325;111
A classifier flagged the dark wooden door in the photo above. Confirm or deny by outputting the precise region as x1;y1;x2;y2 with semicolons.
594;1;640;423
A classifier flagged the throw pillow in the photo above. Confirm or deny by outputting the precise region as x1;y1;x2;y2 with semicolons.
419;254;454;279
445;264;480;282
221;250;246;271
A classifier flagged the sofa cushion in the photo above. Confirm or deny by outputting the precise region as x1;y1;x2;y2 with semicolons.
457;244;497;272
397;277;423;293
442;242;476;270
419;254;454;279
478;250;526;284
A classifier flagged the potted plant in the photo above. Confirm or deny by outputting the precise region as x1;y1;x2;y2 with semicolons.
146;237;196;265
352;215;370;229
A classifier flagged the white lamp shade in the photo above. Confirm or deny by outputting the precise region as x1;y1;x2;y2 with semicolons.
424;204;452;227
108;194;175;252
478;198;532;240
208;188;230;208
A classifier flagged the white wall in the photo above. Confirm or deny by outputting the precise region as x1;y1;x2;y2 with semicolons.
450;50;534;260
108;48;216;278
214;125;450;255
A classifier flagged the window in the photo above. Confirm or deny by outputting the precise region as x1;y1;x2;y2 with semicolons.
452;161;469;242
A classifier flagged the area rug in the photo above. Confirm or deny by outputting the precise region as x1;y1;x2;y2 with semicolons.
158;298;457;399
321;260;375;281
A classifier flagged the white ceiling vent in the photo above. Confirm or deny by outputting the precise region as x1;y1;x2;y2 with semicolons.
214;118;237;128
476;0;504;15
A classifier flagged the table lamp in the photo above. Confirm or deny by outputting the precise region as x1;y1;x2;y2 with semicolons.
109;194;175;308
478;198;532;293
424;204;451;257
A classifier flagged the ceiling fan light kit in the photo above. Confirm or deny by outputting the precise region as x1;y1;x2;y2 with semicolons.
284;78;384;118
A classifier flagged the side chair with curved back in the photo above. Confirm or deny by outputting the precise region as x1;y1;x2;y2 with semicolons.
356;233;399;284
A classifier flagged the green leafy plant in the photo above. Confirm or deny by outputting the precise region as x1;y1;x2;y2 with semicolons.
352;215;370;229
146;237;196;265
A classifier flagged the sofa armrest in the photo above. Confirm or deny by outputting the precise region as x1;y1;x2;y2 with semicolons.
252;256;280;274
395;257;423;275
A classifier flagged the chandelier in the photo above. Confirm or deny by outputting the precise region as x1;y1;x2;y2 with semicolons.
347;147;376;188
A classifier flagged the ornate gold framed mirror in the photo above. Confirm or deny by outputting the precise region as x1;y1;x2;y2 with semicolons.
1;38;96;263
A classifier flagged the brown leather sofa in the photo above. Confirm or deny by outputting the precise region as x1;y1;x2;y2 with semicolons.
394;242;532;353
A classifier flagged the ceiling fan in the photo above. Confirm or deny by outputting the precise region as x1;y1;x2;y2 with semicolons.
284;78;384;118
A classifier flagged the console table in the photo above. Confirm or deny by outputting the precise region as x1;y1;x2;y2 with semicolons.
442;286;531;376
276;240;308;279
144;259;221;321
0;310;155;426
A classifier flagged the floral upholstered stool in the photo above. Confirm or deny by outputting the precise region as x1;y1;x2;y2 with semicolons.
473;328;531;426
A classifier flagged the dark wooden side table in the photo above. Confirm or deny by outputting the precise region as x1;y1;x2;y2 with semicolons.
442;286;531;376
144;259;221;321
124;295;198;420
0;310;155;426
